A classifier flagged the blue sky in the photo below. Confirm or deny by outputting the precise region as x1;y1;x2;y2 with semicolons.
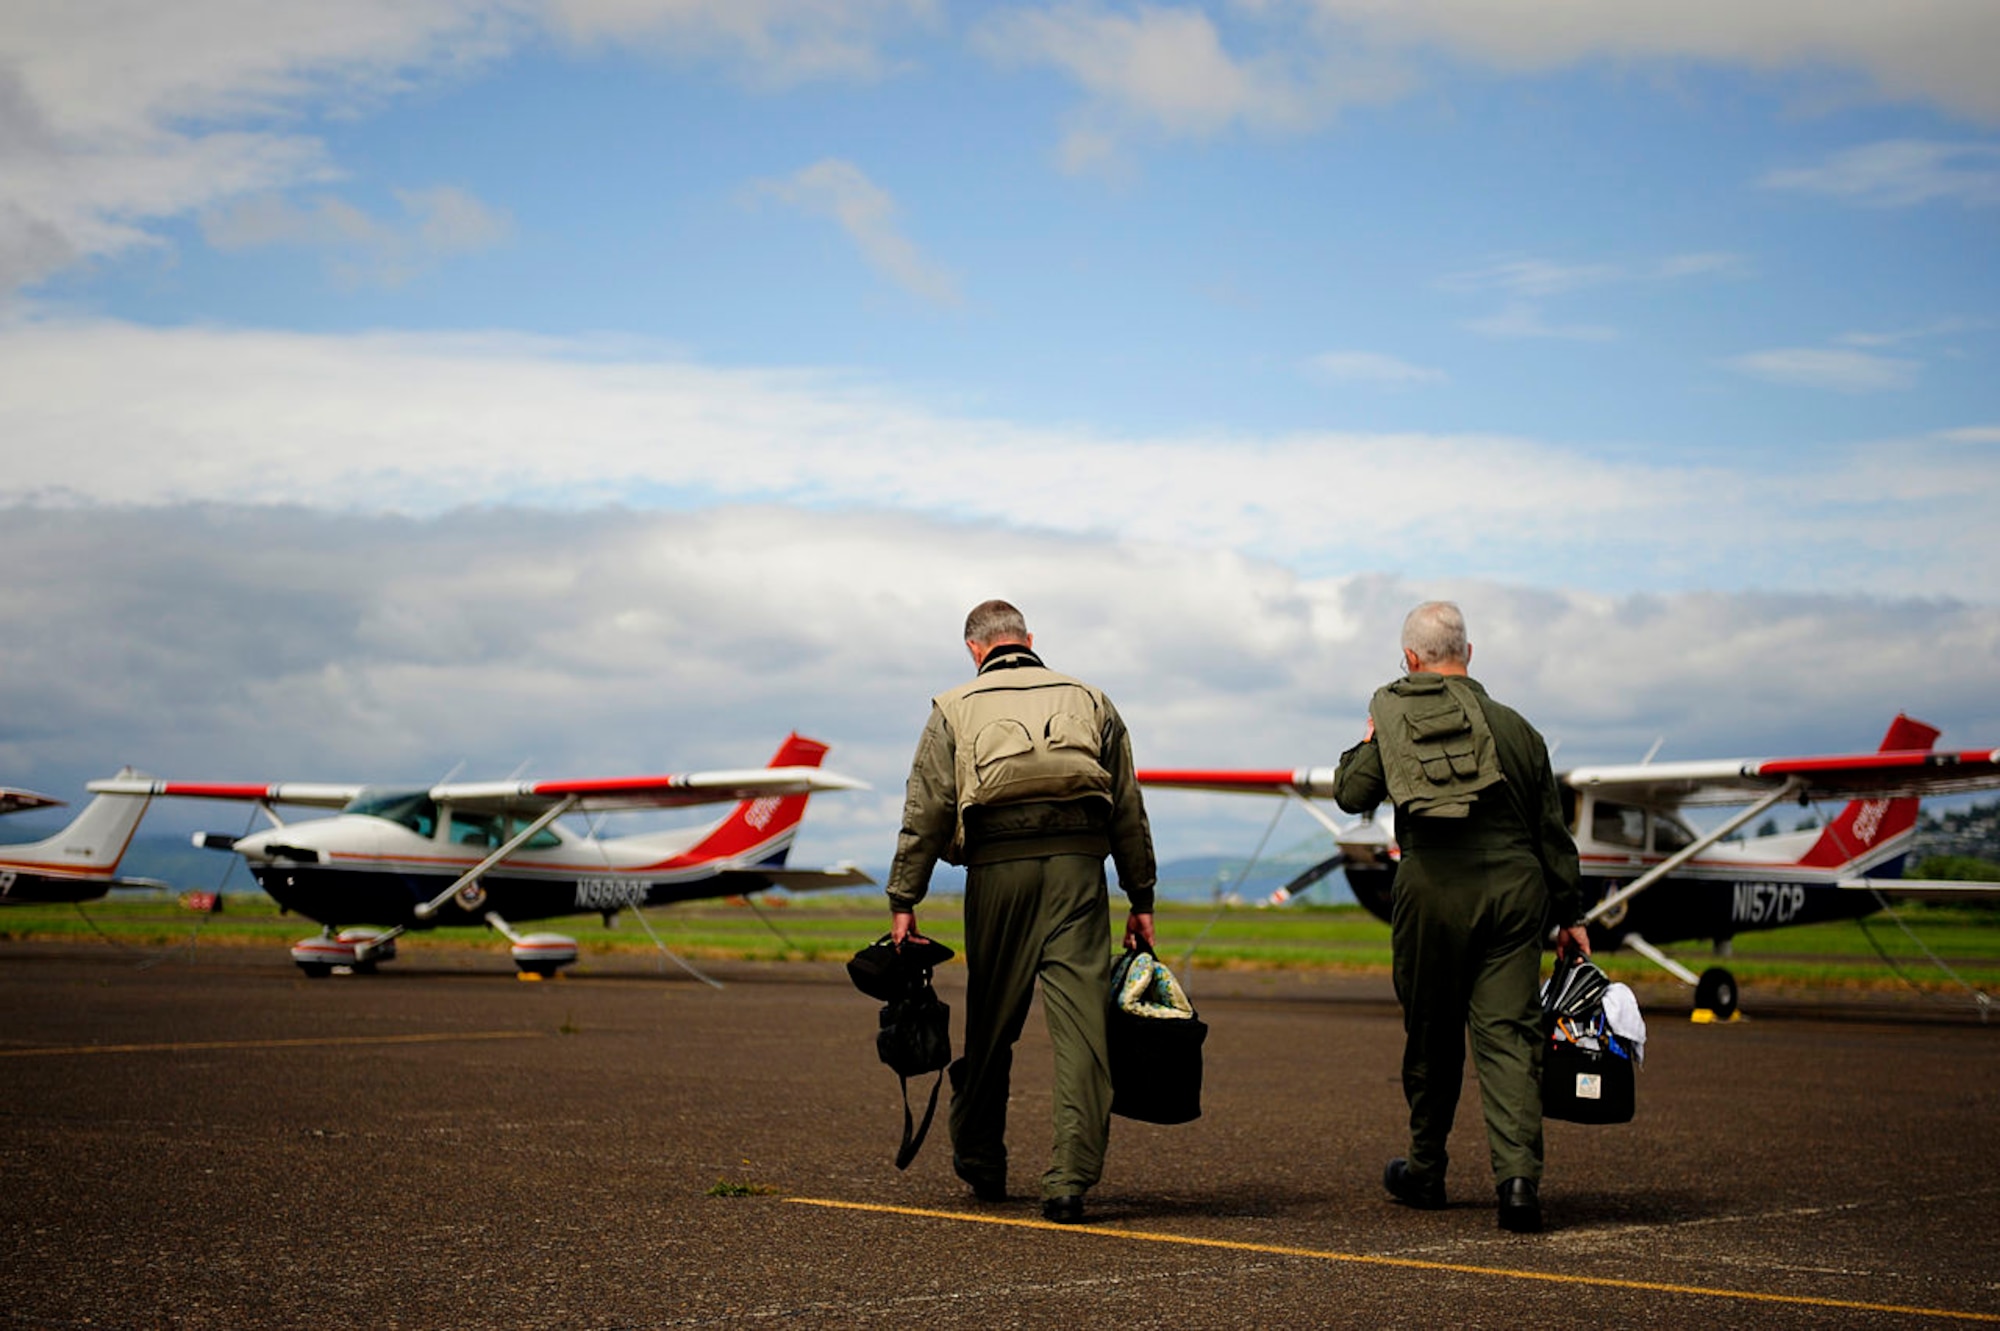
2;2;1997;869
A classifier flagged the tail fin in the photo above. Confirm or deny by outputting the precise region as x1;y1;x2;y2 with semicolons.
0;768;154;878
1796;716;1937;871
681;735;831;867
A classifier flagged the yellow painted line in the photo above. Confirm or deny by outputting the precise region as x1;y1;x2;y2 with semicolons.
787;1197;2000;1324
0;1030;546;1058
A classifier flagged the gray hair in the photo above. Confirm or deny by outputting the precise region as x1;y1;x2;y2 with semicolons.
964;599;1029;646
1401;601;1469;668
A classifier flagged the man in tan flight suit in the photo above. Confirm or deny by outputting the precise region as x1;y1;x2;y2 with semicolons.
888;599;1157;1224
1334;601;1589;1233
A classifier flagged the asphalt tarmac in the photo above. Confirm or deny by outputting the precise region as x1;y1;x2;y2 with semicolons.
2;939;1996;1329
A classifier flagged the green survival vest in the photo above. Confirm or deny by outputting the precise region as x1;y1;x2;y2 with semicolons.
935;664;1115;858
1369;673;1505;818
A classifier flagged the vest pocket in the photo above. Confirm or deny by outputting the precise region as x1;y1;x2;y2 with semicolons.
1044;711;1101;758
972;720;1036;774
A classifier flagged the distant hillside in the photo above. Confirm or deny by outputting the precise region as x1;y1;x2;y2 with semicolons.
1915;801;2000;864
119;834;251;892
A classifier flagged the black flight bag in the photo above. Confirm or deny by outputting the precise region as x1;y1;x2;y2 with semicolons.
1539;954;1635;1125
848;935;955;1168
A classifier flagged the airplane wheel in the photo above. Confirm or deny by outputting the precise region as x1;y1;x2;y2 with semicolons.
297;963;333;979
517;962;560;978
1695;967;1738;1019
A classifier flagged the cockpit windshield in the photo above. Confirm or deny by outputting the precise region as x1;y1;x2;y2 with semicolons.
342;789;439;837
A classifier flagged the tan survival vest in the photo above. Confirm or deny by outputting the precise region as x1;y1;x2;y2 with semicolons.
935;664;1115;857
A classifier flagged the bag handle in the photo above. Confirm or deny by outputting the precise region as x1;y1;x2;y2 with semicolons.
894;1069;943;1170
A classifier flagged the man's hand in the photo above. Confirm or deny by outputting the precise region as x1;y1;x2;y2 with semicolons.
1123;911;1155;951
1555;923;1591;959
891;910;918;945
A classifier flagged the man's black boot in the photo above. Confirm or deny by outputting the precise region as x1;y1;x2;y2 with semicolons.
1383;1158;1446;1210
1496;1177;1542;1233
954;1162;1006;1203
1041;1195;1085;1224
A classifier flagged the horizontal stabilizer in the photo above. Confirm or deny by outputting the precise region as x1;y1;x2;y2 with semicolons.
1836;877;2000;900
747;864;878;892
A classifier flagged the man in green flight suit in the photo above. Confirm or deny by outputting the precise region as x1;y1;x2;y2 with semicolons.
1334;601;1589;1233
887;599;1158;1224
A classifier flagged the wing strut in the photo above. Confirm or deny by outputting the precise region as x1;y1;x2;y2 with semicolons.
412;795;580;921
1584;778;1804;928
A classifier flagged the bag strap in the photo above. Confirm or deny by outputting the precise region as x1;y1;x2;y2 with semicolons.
894;1069;944;1170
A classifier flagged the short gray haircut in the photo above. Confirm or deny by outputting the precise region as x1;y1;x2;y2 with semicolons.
1401;601;1468;668
964;599;1029;646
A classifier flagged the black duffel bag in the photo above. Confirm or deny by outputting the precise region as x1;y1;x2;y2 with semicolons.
1106;946;1207;1125
848;934;955;1168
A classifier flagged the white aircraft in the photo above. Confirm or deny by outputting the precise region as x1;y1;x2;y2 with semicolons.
1141;715;2000;1016
0;774;158;903
91;734;871;977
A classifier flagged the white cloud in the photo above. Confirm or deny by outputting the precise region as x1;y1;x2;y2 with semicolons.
201;185;512;285
1308;0;2000;123
1461;303;1618;342
1762;140;2000;209
975;4;1408;172
1308;350;1446;386
1437;258;1624;299
2;505;1995;869
757;158;961;306
1834;317;1991;349
1;320;1997;599
0;0;929;297
545;0;936;86
0;0;523;294
1727;346;1920;393
984;3;2000;168
1442;251;1740;342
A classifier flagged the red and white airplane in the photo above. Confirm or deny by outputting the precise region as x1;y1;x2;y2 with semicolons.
89;734;871;977
1140;715;2000;1016
0;774;159;903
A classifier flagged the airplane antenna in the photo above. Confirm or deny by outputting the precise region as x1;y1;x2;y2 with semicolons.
1641;736;1665;765
506;759;534;781
744;892;803;954
1860;891;1993;1022
628;906;724;989
1177;797;1289;974
436;760;466;786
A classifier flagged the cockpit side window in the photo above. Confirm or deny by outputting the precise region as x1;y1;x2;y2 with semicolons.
342;790;438;837
508;818;562;851
450;809;502;848
1652;813;1695;854
1591;800;1646;849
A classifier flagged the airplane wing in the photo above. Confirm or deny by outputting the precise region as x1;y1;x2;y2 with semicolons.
1564;747;2000;808
433;767;869;816
1138;768;1343;798
85;779;365;808
0;788;65;815
88;768;868;817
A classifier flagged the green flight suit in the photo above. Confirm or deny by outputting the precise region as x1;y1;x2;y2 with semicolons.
1335;674;1582;1189
886;645;1157;1201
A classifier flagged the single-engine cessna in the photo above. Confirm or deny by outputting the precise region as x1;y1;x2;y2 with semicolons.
90;734;871;977
1140;716;2000;1016
0;774;157;903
